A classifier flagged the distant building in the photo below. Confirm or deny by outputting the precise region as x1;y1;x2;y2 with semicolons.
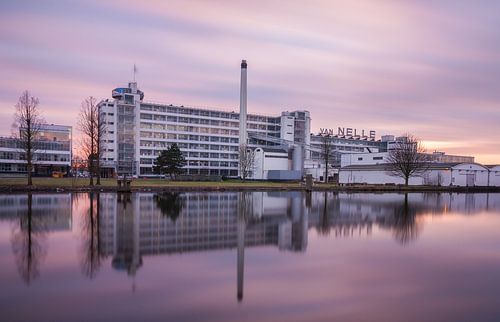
429;151;474;163
0;124;72;177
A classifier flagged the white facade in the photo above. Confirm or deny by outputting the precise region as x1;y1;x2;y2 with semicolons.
253;148;290;180
488;165;500;187
341;152;388;167
339;163;491;187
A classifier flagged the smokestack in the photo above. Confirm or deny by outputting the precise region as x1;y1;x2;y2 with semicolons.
239;60;247;147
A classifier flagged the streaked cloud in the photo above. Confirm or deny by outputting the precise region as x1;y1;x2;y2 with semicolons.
0;0;499;162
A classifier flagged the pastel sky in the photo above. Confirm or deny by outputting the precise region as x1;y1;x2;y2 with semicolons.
1;0;499;163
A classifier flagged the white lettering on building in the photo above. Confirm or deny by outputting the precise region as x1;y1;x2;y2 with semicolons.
319;127;376;139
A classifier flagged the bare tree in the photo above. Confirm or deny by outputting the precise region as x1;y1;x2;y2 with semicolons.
14;91;43;186
78;97;98;186
386;134;430;185
320;134;334;183
238;144;255;181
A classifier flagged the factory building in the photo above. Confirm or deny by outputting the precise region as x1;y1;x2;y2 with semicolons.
98;61;311;178
0;124;72;177
97;60;489;182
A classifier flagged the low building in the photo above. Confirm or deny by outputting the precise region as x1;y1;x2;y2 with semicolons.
341;151;475;168
339;162;490;187
487;165;500;187
0;124;72;177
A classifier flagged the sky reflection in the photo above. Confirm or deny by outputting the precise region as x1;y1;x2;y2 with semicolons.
0;191;499;321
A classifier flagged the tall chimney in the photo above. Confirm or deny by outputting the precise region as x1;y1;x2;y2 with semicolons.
239;60;247;147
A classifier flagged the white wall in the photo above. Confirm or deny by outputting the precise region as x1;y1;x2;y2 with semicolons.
280;115;295;142
451;164;489;186
489;166;500;187
339;169;426;185
341;152;389;167
339;163;491;186
253;148;289;180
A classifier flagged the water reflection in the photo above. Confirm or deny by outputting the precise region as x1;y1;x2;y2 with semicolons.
80;192;105;279
5;193;72;284
0;191;500;294
153;192;184;222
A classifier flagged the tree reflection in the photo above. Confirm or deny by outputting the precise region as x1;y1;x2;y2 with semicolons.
391;193;421;245
10;193;46;285
154;192;184;222
316;191;331;235
80;192;104;279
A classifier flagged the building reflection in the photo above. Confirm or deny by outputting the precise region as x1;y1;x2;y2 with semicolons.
99;192;309;277
0;193;72;284
96;191;500;300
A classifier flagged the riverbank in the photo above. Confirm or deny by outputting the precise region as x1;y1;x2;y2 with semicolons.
0;177;499;193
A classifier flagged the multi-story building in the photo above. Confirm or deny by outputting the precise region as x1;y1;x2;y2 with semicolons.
98;81;311;177
0;124;72;177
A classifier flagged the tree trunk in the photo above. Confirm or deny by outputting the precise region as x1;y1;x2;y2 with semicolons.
324;160;328;183
96;166;101;185
27;159;33;186
405;176;409;186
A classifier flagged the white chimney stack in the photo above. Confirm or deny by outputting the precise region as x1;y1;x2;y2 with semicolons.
239;60;247;147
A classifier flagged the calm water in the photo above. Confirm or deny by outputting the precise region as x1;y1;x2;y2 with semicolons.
1;191;500;322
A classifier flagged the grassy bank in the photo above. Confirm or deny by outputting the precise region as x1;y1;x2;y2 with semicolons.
0;177;303;190
1;177;499;193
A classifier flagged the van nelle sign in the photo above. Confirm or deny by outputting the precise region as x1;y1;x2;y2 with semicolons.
319;127;376;139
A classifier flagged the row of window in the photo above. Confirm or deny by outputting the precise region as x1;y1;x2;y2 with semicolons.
140;167;239;176
0;151;70;162
140;123;239;136
140;158;237;168
139;132;239;143
140;104;280;124
140;141;240;152
140;149;237;160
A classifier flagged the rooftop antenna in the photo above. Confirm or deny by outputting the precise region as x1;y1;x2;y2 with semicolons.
133;64;138;82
